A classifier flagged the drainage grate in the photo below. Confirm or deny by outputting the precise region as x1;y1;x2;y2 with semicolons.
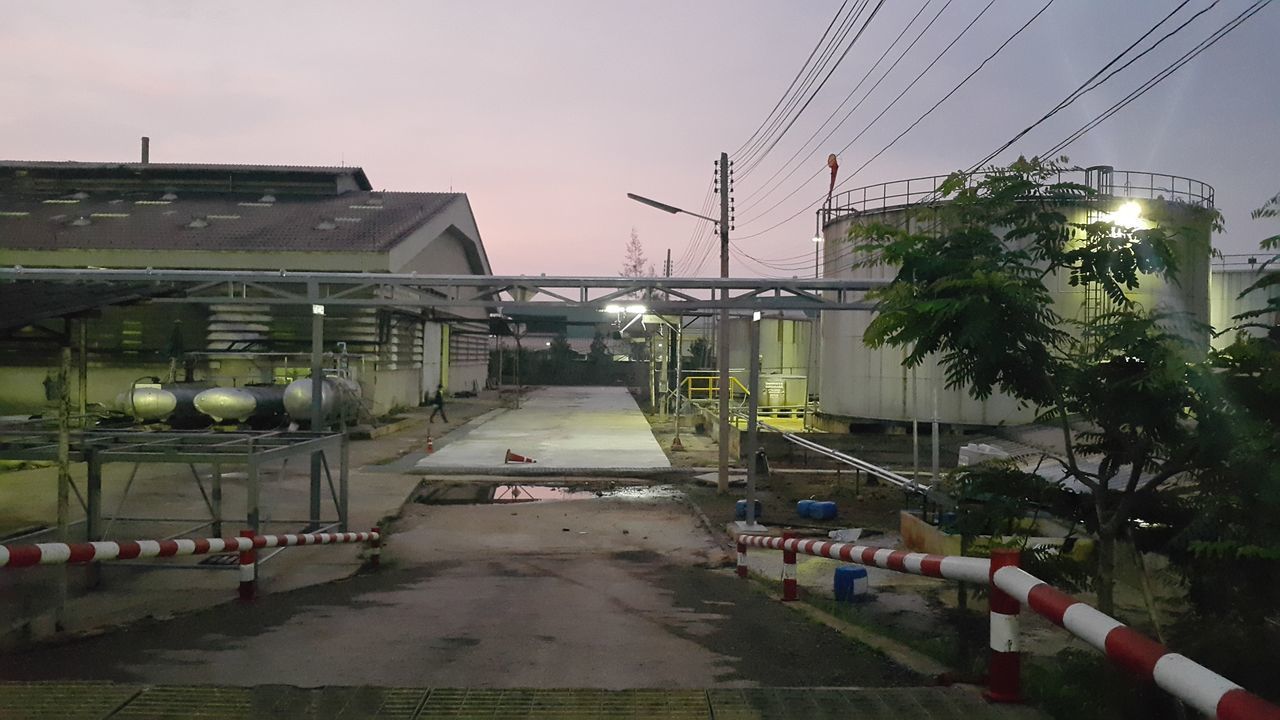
0;682;141;720
415;689;710;719
707;688;1048;720
112;686;430;720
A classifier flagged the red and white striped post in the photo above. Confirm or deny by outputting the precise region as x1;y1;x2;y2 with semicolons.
369;526;381;569
736;539;748;578
985;548;1021;703
781;532;798;602
238;529;256;603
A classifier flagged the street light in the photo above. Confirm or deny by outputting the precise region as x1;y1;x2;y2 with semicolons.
626;193;720;225
628;160;732;495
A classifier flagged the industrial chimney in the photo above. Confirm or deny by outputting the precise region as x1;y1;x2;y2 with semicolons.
141;136;150;164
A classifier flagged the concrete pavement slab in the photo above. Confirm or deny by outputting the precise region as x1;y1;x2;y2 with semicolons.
414;387;670;472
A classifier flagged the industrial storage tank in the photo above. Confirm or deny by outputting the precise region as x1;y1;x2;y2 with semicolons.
283;376;362;426
193;384;286;426
116;383;211;427
817;167;1216;428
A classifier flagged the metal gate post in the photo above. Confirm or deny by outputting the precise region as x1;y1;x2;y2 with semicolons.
238;529;257;603
985;548;1022;702
369;527;381;569
781;531;798;602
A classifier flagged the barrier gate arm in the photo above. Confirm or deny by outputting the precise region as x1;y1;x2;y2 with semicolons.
735;534;1280;720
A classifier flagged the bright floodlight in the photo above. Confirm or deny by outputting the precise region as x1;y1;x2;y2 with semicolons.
625;304;647;314
812;234;823;243
1104;201;1145;230
604;304;624;313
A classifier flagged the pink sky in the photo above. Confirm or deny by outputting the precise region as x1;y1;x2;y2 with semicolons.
3;1;1276;276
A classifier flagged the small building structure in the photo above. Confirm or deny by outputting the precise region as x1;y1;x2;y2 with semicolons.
0;157;494;415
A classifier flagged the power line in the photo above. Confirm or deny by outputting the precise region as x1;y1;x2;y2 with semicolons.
735;0;869;169
730;0;853;160
736;0;888;178
734;0;1037;239
742;0;1253;274
1041;1;1268;158
736;0;944;212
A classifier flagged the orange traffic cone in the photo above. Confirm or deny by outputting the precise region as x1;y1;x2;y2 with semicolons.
504;449;536;464
426;435;434;454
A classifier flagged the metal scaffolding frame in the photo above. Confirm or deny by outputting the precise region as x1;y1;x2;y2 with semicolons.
0;429;349;559
0;268;881;312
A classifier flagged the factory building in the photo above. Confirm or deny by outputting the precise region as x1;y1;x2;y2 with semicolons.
0;156;494;416
816;167;1217;429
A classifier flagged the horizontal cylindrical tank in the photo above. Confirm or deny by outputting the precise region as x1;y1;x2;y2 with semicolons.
193;385;288;426
283;376;361;425
116;383;209;427
194;387;255;422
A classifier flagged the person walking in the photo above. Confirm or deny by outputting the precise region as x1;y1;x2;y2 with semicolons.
429;383;448;423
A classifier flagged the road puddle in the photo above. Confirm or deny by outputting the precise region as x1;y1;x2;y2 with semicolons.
417;483;684;505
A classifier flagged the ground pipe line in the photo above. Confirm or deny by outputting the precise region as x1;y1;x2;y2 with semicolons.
992;566;1280;720
0;530;381;569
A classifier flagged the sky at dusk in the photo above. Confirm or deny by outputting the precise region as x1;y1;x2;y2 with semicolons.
2;1;1277;277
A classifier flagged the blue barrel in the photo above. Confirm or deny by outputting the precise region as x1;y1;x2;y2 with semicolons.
796;499;815;518
834;566;869;602
735;499;764;521
811;501;838;521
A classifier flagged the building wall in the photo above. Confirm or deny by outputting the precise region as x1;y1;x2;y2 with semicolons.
819;198;1213;427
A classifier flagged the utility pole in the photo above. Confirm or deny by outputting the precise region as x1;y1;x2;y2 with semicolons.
716;152;732;495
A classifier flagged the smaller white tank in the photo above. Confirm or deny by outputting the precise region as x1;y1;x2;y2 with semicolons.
194;387;257;422
117;387;178;421
283;376;361;425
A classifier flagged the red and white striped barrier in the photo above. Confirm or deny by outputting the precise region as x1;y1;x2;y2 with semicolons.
0;529;381;569
992;565;1280;720
735;534;1280;719
735;533;990;584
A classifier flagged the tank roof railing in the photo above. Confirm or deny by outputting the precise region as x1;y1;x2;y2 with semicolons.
822;168;1214;227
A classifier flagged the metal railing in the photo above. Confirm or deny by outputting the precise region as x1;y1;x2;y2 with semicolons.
735;535;1278;718
823;168;1215;226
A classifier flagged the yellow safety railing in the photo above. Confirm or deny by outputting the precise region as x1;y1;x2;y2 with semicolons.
681;374;749;401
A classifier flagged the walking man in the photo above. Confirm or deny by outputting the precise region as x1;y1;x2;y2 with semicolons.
429;383;448;423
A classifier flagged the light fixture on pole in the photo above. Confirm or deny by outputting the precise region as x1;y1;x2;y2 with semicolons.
812;216;823;279
628;155;733;495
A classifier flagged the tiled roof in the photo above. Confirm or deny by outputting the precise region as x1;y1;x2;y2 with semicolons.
0;190;464;254
1;160;372;191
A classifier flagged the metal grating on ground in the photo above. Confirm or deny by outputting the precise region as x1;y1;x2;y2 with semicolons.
0;683;1051;719
708;687;1049;720
111;686;430;720
112;686;254;719
415;689;710;719
0;682;141;720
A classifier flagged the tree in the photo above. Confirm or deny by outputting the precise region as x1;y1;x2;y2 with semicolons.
621;227;652;278
686;336;712;369
850;158;1217;613
1162;197;1280;694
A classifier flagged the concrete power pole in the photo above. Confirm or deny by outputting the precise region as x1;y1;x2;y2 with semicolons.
717;152;731;494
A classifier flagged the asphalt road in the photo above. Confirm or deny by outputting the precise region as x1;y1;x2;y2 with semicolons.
0;493;916;689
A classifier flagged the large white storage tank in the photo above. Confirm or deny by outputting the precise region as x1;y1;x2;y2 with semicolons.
818;167;1216;427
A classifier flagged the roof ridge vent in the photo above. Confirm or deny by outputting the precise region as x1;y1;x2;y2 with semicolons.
160;190;178;201
68;191;90;200
70;216;92;227
258;191;277;203
314;217;338;231
187;216;209;229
